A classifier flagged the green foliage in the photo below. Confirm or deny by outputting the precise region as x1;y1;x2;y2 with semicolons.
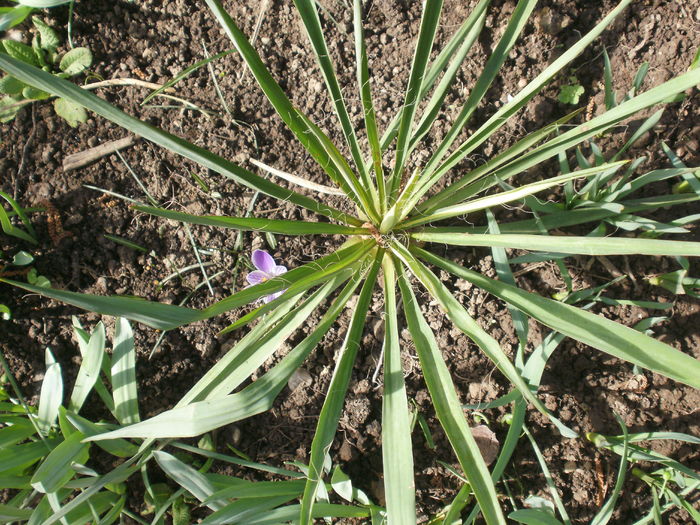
558;77;585;105
0;15;91;126
1;0;700;523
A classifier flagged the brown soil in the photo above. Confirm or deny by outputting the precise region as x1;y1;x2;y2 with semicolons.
1;0;699;523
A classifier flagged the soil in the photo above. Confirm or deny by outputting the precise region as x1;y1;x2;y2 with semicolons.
1;0;699;523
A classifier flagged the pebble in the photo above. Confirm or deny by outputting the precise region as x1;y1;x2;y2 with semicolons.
287;367;312;391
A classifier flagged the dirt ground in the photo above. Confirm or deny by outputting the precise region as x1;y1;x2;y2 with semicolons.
1;0;699;522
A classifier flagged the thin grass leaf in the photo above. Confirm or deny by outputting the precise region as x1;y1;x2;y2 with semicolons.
172;443;301;478
0;439;60;474
424;64;700;213
294;0;377;205
410;232;700;257
200;495;299;525
419;0;635;196
394;242;576;438
249;158;345;196
0;53;360;227
299;251;383;525
591;414;629;525
416;247;700;389
111;318;139;425
68;322;105;413
398;266;506;524
401;163;627;229
0;503;33;521
37;348;63;436
419;0;537;183
203;0;370;216
62;410;138;458
408;0;489;154
353;0;385;211
202;480;307;505
154;451;226;511
30;431;89;493
141;50;235;104
388;0;444;202
381;256;416;524
0;190;37;243
244;503;370;525
86;276;351;440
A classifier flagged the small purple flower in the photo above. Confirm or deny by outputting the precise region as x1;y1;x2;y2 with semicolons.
246;250;288;303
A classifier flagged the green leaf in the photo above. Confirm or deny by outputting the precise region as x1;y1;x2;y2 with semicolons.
558;82;585;105
172;497;191;525
0;504;33;521
11;250;34;266
134;206;370;235
111;318;140;425
22;84;50;99
0;52;360;226
300;252;384;524
37;348;62;436
381;256;416;523
2;40;40;67
416;247;700;390
0;95;22;123
30;431;90;493
31;17;60;51
59;47;92;76
68;321;106;413
399;261;508;524
154;451;226;511
0;75;25;95
410;232;700;257
53;97;87;127
0;6;33;32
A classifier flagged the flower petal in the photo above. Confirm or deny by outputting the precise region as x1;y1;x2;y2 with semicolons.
263;289;286;303
252;250;276;273
246;270;269;285
272;265;288;277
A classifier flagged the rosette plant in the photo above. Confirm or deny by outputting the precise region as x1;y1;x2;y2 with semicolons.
2;0;700;522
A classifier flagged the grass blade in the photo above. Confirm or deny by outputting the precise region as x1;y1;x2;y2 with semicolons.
0;53;360;227
425;62;700;212
154;451;225;511
111;318;140;425
203;0;371;217
299;250;383;524
421;0;634;193
135;206;370;235
401;163;627;229
69;322;105;413
398;265;506;524
30;432;89;494
394;242;576;438
37;348;63;437
416;247;700;389
294;0;377;204
410;232;700;257
381;256;416;523
388;0;444;202
420;0;537;183
353;0;385;211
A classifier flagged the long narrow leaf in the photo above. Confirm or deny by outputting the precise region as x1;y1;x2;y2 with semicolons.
410;232;700;256
420;0;635;196
299;250;383;524
294;0;377;203
393;242;576;437
111;318;140;425
388;0;444;201
203;0;369;215
134;206;370;235
419;0;537;183
37;348;63;436
398;266;506;524
353;0;385;211
69;322;105;413
416;247;700;389
0;53;360;227
381;256;416;523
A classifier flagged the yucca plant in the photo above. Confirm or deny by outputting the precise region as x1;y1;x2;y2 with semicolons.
1;0;700;522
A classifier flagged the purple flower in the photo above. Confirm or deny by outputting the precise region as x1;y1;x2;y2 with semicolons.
246;250;288;303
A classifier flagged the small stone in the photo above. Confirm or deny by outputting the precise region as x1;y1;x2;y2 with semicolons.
563;461;577;473
470;425;499;465
288;368;312;391
339;440;354;462
228;425;241;446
